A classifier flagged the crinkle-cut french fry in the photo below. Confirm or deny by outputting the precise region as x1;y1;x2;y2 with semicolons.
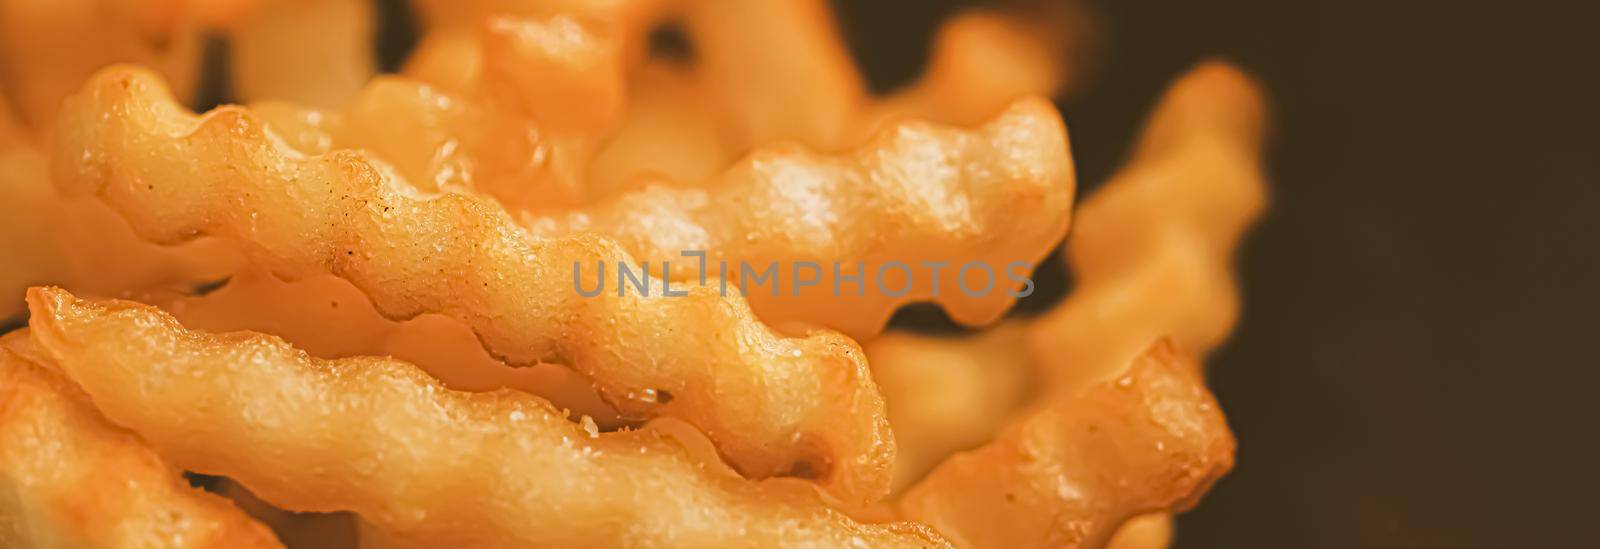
523;97;1074;339
155;267;623;428
1029;61;1269;392
864;324;1035;493
51;66;894;505
852;5;1089;141
579;4;1085;200
894;61;1266;548
682;1;1084;153
26;288;949;548
227;0;375;108
1105;513;1174;549
0;0;202;130
0;145;240;320
251;15;624;207
898;340;1235;549
0;332;281;549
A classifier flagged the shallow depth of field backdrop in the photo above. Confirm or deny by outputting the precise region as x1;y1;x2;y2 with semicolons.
831;0;1597;547
338;0;1595;547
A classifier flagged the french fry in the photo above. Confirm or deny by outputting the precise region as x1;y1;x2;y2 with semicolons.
1029;61;1269;392
898;341;1234;548
51;66;894;505
26;287;948;548
524;98;1074;339
0;332;281;548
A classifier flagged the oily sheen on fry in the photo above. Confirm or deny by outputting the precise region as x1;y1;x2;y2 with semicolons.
888;62;1266;548
252;14;625;208
524;98;1074;339
0;333;281;548
25;288;947;548
50;66;895;506
899;341;1235;549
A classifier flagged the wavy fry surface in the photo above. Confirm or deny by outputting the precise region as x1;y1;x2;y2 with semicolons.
899;341;1234;548
894;61;1266;548
0;145;240;320
865;324;1035;493
153;268;624;428
683;1;1084;153
50;66;893;505
26;288;948;548
253;15;624;208
1029;61;1269;391
525;98;1074;338
0;332;281;548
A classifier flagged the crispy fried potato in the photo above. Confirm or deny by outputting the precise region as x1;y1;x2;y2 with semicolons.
1029;61;1269;392
155;267;623;428
0;145;240;320
228;0;375;108
684;1;1084;153
523;97;1074;339
26;288;948;548
853;5;1089;142
0;332;281;548
0;0;202;130
583;2;1087;193
891;61;1266;547
865;324;1035;493
252;15;623;208
899;341;1234;548
51;66;893;505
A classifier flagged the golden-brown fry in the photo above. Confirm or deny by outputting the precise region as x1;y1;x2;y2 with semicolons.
0;332;281;548
156;267;623;428
227;0;375;108
1029;60;1269;392
51;66;893;505
853;5;1089;141
683;1;1084;153
255;15;624;207
864;324;1035;493
0;145;240;320
899;341;1234;549
26;288;948;548
0;0;202;130
523;97;1074;339
894;61;1266;547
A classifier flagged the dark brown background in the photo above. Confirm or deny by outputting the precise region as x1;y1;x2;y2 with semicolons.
341;0;1599;546
837;0;1599;547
